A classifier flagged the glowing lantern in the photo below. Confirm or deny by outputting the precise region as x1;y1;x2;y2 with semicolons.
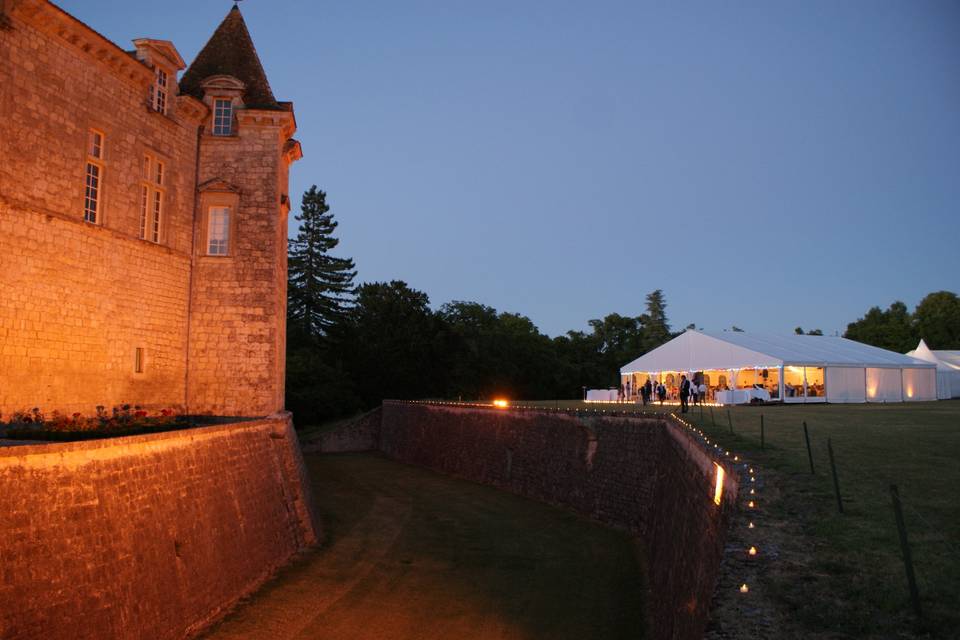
748;500;756;508
713;463;724;506
748;522;755;529
748;546;757;556
740;584;749;593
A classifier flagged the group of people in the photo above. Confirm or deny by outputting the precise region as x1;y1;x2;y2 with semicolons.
618;376;708;413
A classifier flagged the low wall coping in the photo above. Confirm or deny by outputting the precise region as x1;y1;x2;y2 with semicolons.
0;411;291;468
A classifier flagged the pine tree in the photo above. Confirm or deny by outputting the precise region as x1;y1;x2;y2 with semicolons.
641;289;671;351
287;186;356;339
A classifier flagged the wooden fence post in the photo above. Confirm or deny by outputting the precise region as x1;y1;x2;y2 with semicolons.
827;438;843;513
889;484;922;620
802;421;814;474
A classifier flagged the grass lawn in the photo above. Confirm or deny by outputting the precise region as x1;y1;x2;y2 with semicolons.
522;398;960;638
202;453;647;640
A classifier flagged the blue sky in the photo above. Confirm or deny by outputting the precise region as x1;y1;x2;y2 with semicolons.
61;0;960;337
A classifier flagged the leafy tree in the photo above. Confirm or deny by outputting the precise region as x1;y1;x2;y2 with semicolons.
731;326;744;332
795;327;804;335
807;328;823;336
436;301;562;400
552;330;607;396
340;281;443;407
586;313;644;386
844;301;917;352
914;291;960;349
287;186;356;340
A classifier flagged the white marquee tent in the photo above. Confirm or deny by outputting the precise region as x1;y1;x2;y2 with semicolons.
905;339;960;400
620;330;937;405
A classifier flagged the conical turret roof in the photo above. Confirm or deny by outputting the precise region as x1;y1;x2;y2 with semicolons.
179;6;280;109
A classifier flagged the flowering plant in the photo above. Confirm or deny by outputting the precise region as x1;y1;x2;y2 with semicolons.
4;405;181;435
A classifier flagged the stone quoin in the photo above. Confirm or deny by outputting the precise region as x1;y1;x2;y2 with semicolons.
0;0;302;417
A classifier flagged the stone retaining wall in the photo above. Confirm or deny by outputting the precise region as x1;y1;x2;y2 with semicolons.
301;407;382;453
377;401;737;640
0;412;318;640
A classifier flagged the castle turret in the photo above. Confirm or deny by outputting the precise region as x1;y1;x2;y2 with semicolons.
182;6;302;415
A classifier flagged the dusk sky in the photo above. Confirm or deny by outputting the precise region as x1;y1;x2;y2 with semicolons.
63;0;960;338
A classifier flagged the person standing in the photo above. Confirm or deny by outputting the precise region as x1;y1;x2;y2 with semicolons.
657;382;666;405
699;380;708;404
642;379;651;406
679;375;691;413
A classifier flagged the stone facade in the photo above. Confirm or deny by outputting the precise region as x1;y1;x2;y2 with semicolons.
0;0;300;417
0;412;319;640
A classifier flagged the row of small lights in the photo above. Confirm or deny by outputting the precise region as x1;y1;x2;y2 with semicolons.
400;398;763;596
670;412;760;595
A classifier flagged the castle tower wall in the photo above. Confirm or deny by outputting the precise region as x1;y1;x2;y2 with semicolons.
187;111;295;415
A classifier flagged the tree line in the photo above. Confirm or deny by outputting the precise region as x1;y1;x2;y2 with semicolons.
843;293;960;353
286;186;960;424
285;186;673;424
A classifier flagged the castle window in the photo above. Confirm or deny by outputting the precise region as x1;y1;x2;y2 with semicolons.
213;99;233;136
153;68;168;114
84;130;104;224
139;154;165;243
207;206;231;255
134;347;145;373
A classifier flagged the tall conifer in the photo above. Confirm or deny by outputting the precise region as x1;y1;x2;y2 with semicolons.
287;186;356;339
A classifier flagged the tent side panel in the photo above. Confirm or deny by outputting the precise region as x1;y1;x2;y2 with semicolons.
950;372;960;399
902;368;936;402
935;372;952;400
826;367;866;403
866;368;902;402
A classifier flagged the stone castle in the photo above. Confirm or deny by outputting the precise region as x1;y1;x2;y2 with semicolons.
0;0;300;417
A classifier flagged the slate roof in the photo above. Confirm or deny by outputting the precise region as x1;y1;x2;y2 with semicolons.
179;6;280;110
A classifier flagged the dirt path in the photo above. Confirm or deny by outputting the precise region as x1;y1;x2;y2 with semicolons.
201;453;646;640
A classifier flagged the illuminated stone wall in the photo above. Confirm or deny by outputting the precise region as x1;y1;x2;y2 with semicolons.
0;2;296;417
0;4;199;417
0;413;318;640
377;402;738;640
186;116;294;416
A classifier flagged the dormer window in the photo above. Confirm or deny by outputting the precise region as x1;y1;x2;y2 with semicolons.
213;99;233;136
153;68;168;114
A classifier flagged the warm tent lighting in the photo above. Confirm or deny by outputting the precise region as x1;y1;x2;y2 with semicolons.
492;399;509;408
713;463;724;506
740;584;749;593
